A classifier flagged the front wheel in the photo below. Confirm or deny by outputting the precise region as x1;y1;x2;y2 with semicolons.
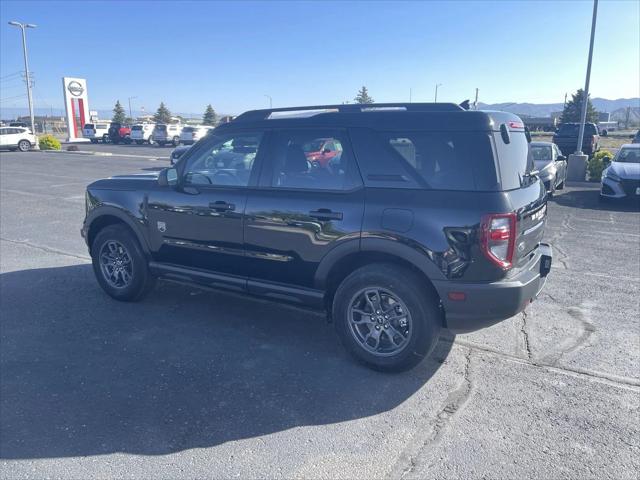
17;139;31;152
91;224;156;301
333;264;441;372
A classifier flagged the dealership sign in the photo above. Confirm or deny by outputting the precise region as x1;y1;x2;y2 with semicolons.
62;77;90;142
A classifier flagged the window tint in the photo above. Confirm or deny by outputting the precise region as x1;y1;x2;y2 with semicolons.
131;125;142;131
380;131;499;191
183;132;263;187
530;145;552;161
493;131;533;190
267;130;360;191
84;124;95;129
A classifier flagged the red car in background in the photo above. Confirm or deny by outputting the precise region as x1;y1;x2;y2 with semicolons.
108;123;132;144
303;138;342;167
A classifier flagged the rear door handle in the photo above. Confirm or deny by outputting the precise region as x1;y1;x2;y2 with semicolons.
309;209;343;221
209;201;235;211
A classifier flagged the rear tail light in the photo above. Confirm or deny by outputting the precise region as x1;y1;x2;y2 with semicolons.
480;213;516;269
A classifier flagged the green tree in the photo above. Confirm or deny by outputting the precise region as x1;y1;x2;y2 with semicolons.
112;100;126;124
560;89;598;123
203;104;217;126
354;86;374;104
153;102;172;124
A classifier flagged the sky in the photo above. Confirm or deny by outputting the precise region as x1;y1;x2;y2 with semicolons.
1;0;639;117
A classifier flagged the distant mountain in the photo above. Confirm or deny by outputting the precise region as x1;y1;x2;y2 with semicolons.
478;98;639;118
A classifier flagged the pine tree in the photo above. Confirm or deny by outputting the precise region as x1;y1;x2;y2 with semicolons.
560;89;598;123
354;86;374;104
203;104;217;126
153;102;172;124
112;100;126;124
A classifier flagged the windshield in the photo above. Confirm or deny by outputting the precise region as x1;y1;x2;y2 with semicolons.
530;145;552;164
615;148;640;164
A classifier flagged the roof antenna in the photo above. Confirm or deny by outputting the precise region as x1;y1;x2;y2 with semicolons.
459;99;471;110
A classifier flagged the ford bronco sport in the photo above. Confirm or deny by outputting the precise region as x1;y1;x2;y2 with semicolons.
82;103;552;371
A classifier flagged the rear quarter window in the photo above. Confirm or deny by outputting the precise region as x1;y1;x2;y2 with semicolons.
493;131;532;190
356;129;499;191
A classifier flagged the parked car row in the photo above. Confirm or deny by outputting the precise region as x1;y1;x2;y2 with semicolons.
82;122;213;146
0;126;37;152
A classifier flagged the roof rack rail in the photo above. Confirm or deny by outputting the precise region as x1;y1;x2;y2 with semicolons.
233;102;463;122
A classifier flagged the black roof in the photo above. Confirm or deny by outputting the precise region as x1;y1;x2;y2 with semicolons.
216;103;524;133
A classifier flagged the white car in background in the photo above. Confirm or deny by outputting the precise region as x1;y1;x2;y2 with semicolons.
82;122;111;143
0;126;37;152
152;123;183;147
130;124;155;145
600;144;640;202
179;125;213;145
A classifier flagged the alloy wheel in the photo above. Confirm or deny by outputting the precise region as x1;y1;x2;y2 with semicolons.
99;240;133;288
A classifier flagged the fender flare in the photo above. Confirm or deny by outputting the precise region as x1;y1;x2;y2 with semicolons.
313;236;447;290
84;205;151;255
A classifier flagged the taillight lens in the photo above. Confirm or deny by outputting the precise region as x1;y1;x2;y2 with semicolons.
480;213;516;269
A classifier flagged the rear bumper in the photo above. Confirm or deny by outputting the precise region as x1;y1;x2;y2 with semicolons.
434;244;552;333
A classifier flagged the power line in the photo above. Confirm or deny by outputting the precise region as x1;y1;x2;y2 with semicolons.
0;93;28;102
0;71;23;81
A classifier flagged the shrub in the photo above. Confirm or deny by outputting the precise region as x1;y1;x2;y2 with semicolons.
587;149;613;181
38;134;61;151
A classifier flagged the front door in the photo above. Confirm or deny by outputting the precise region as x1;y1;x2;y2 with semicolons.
244;128;364;290
147;130;266;280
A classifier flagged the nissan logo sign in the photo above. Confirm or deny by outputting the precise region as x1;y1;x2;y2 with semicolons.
67;81;84;97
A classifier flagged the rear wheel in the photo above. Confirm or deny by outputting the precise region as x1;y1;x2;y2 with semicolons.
90;139;98;144
102;134;109;143
333;264;441;372
172;136;180;147
91;224;156;301
17;139;31;152
148;137;154;145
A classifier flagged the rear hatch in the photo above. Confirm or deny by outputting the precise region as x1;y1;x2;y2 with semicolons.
492;125;547;269
153;124;168;139
83;123;95;136
180;126;196;140
131;125;144;138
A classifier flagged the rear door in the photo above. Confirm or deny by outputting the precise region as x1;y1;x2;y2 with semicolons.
493;128;547;267
244;128;364;290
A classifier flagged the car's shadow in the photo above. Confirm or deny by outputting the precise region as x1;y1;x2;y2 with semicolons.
551;186;640;212
0;264;451;459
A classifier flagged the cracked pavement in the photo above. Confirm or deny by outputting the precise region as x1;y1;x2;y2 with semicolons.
1;150;639;479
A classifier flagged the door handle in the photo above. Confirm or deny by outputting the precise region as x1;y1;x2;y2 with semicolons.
209;201;235;211
309;209;343;221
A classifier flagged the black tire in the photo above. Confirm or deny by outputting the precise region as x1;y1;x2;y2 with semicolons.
17;140;31;152
557;179;565;190
91;224;156;302
148;137;154;145
135;140;144;145
158;141;166;147
102;135;109;143
90;139;98;144
332;263;441;372
172;136;180;147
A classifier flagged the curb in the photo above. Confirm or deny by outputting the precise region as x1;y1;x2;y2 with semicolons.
39;150;169;160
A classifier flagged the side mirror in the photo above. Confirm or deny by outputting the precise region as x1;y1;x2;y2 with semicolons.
557;155;566;161
158;167;178;187
602;157;611;166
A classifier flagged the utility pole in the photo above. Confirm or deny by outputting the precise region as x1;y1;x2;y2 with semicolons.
8;21;38;149
128;96;137;121
409;88;412;103
264;94;273;109
434;83;442;102
567;0;598;182
474;88;479;110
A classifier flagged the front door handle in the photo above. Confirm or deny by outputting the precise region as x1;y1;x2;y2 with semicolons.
309;209;343;221
209;201;235;211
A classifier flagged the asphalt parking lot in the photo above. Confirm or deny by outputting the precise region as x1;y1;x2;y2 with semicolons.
1;148;639;479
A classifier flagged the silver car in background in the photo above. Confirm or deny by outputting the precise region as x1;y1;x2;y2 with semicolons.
530;141;567;195
600;144;640;202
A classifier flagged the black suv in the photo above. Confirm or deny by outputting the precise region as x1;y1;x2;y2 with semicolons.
82;103;552;371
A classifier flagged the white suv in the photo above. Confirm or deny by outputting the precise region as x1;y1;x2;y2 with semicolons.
179;125;213;145
83;123;111;143
152;124;183;147
0;126;36;152
130;124;155;145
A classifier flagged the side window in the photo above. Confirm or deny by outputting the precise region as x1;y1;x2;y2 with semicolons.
0;129;6;135
183;132;263;187
382;131;499;191
266;129;361;191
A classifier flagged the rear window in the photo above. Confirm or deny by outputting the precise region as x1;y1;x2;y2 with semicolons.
380;131;499;191
493;131;533;190
84;124;94;129
96;124;108;129
557;123;598;135
182;127;196;133
155;125;167;132
131;125;142;131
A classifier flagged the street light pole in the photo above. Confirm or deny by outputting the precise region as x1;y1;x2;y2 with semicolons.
128;96;137;121
576;0;598;154
8;21;38;149
264;94;273;109
434;83;442;102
